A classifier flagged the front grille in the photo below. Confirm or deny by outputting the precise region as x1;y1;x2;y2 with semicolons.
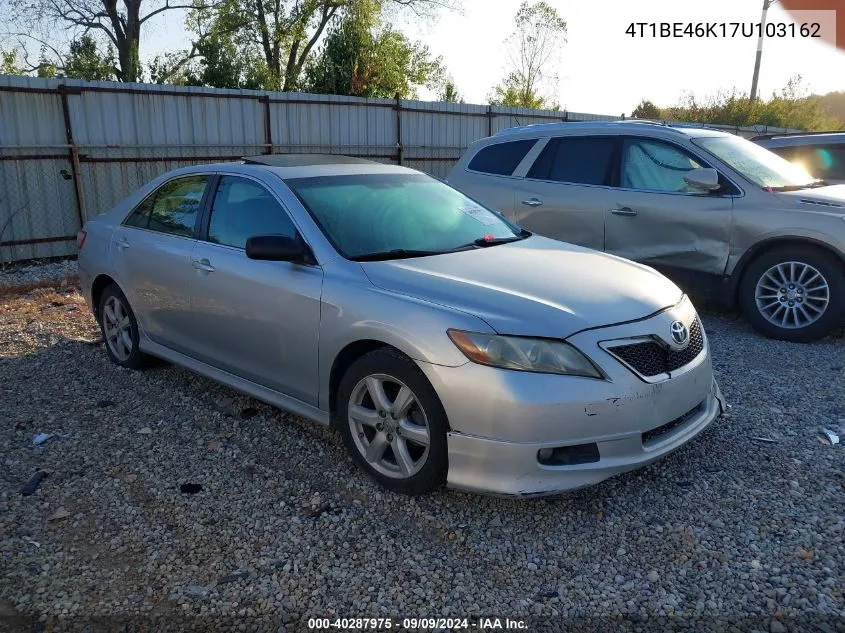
608;317;704;378
642;400;705;447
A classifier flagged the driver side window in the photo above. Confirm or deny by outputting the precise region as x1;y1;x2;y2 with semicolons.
621;139;705;193
207;176;297;249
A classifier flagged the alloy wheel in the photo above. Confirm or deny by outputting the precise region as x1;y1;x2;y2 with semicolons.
347;374;431;479
754;260;830;330
102;295;133;361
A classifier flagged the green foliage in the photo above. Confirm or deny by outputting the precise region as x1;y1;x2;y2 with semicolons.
488;1;566;109
439;78;461;103
631;99;662;120
305;1;445;98
1;48;26;75
634;77;843;131
64;36;116;81
808;91;845;127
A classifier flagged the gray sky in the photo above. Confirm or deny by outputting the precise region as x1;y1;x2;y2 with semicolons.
136;0;845;115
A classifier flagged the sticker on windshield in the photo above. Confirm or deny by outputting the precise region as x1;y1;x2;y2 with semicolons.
458;204;500;226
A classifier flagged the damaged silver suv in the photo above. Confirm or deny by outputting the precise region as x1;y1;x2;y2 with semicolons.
447;121;845;342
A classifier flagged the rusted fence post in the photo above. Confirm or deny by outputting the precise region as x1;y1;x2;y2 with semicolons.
395;93;403;166
57;84;86;228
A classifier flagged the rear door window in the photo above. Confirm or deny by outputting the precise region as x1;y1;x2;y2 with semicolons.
527;136;616;185
467;139;538;176
124;175;208;237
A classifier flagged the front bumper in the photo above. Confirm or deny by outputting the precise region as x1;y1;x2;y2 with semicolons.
444;379;723;497
418;296;725;497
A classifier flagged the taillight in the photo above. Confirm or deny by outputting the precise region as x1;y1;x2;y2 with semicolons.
76;230;87;250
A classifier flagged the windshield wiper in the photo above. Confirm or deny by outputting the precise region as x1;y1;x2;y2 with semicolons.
767;180;830;192
350;249;443;262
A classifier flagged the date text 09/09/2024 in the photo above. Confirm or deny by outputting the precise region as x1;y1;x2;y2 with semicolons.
307;617;529;630
625;22;822;38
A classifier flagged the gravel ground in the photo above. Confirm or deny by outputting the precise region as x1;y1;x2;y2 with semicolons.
0;274;843;632
0;259;78;293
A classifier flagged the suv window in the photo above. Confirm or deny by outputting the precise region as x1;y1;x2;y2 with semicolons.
207;176;297;249
467;139;537;176
527;136;616;185
125;175;208;236
621;139;704;192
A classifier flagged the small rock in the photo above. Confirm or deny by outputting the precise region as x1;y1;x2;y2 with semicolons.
647;570;660;583
137;427;152;435
769;619;787;633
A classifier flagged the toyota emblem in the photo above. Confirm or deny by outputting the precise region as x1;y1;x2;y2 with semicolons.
670;320;689;346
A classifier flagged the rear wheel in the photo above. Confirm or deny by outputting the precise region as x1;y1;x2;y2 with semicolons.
337;348;448;495
739;246;845;342
98;284;150;369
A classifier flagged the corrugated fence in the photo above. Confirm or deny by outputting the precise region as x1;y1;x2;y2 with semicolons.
0;75;799;263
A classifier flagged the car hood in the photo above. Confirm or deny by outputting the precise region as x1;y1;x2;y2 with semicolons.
360;236;683;338
780;184;845;211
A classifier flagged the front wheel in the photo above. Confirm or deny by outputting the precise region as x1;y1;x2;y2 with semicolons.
739;246;845;342
337;348;448;495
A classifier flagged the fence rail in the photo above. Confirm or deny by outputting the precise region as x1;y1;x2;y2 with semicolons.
0;75;801;264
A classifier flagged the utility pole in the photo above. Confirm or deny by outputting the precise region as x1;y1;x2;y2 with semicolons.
750;0;777;101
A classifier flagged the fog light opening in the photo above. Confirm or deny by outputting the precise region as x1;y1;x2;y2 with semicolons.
537;443;600;466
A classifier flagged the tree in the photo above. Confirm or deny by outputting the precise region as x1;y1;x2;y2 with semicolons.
304;1;444;98
2;0;214;82
185;0;456;92
488;1;566;109
1;48;26;75
636;77;843;131
439;77;461;103
631;99;662;120
63;35;116;81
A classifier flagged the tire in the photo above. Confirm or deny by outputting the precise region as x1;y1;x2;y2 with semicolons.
337;347;448;495
739;246;845;342
97;284;151;369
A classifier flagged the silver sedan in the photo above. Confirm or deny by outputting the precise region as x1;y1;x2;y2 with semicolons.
76;155;725;496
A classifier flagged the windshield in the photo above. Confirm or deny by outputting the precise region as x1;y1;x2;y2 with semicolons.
286;173;522;260
694;135;817;190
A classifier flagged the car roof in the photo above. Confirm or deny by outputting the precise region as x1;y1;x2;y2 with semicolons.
492;120;734;140
753;132;845;148
163;155;419;180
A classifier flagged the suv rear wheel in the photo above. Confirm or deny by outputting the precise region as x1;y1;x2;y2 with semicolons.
739;246;845;342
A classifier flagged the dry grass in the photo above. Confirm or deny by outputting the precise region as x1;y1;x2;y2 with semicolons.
0;278;100;357
0;274;79;300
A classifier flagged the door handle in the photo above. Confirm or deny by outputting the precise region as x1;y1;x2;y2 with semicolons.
611;207;638;217
192;259;215;273
116;237;130;249
521;198;543;207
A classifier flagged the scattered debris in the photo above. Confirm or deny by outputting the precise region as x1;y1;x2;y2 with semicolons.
184;583;210;598
217;570;250;585
70;336;105;345
47;506;70;521
820;428;840;446
20;470;49;496
123;474;138;483
180;483;203;494
215;397;235;415
30;433;54;447
489;515;503;528
752;436;778;443
304;501;333;518
27;541;40;548
207;440;221;452
137;427;152;435
536;587;558;599
240;407;259;420
796;548;813;560
96;400;115;408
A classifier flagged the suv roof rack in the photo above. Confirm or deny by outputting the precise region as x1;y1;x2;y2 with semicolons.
749;130;837;141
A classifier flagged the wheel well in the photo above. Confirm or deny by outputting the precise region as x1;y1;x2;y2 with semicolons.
733;238;845;305
328;340;396;425
90;274;117;320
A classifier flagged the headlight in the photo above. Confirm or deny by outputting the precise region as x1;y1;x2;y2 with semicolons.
447;329;602;378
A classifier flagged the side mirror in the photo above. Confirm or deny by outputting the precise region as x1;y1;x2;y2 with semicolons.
684;167;721;192
245;234;311;263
